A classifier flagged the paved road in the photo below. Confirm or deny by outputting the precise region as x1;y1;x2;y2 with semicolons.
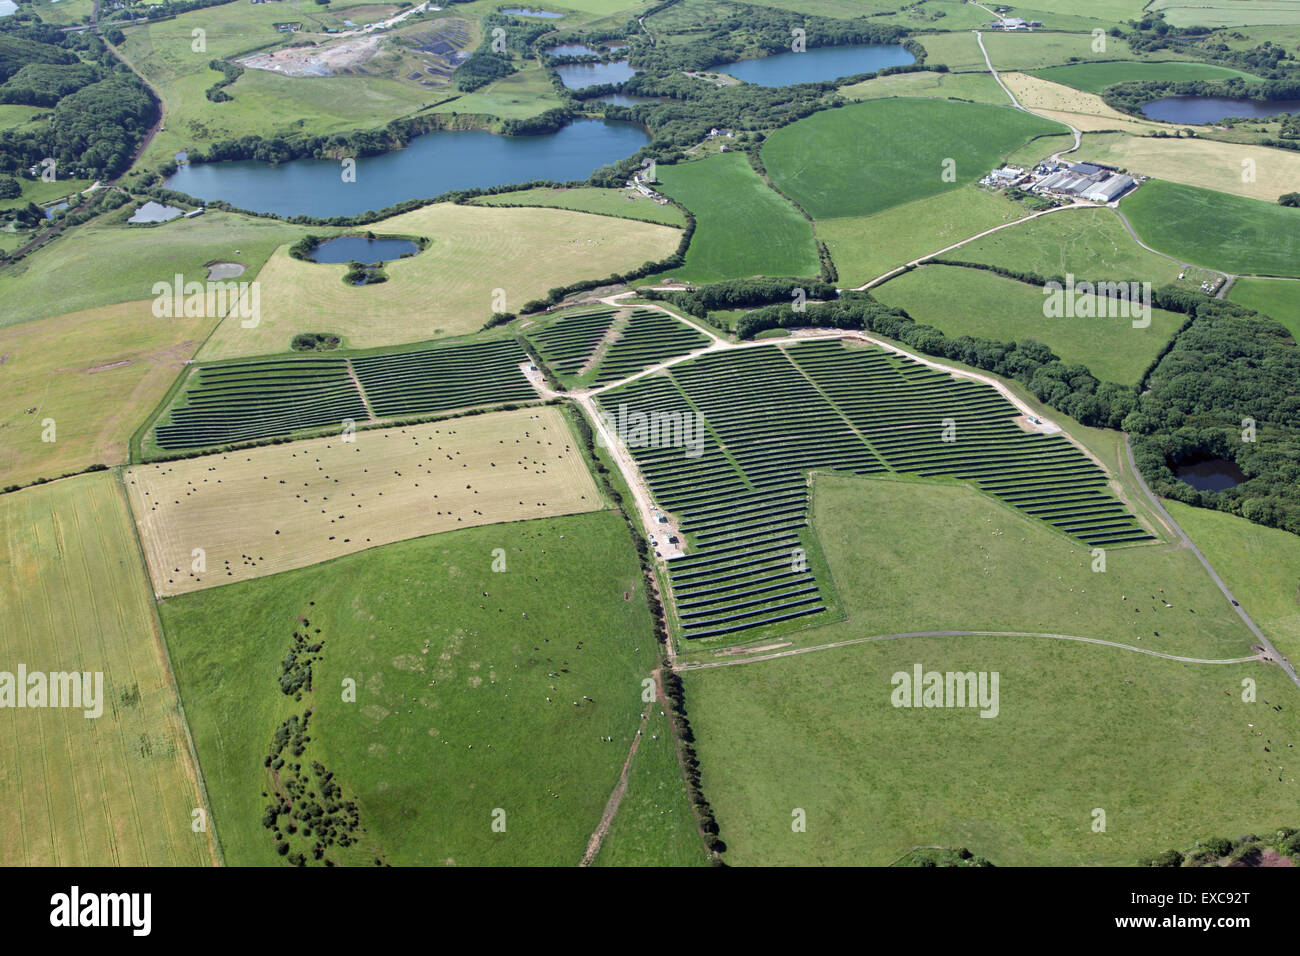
1123;435;1300;690
678;629;1263;672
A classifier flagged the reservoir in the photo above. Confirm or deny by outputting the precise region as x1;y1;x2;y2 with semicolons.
556;60;639;90
1141;95;1300;124
724;43;915;87
308;236;419;264
164;119;651;218
1170;456;1247;492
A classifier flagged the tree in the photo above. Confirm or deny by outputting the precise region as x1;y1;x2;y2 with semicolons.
1279;192;1300;207
0;176;20;199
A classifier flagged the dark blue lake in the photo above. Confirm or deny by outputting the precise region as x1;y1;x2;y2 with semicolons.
724;43;915;87
1141;95;1300;124
309;236;419;264
164;119;651;218
556;60;638;90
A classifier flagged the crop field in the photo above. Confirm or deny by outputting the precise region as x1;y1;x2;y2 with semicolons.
598;340;1151;642
650;153;820;283
680;473;1287;866
1031;60;1261;94
128;406;600;596
0;473;215;866
1000;73;1164;133
839;69;1008;105
815;186;1027;286
762;98;1066;220
156;509;694;865
1121;179;1300;277
1228;277;1300;338
198;204;681;360
0;210;316;330
1079;132;1300;204
872;265;1186;385
469;186;688;226
949;206;1187;288
1169;501;1300;667
146;338;538;454
1150;0;1300;27
0;302;218;490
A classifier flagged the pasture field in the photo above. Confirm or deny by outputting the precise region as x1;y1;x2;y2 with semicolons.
1228;277;1300;338
157;509;691;865
28;0;95;25
126;406;602;596
872;265;1187;385
470;186;687;226
0;209;316;330
947;206;1187;288
1169;500;1300;667
1150;0;1300;27
598;340;1154;645
1080;131;1300;203
761;98;1066;220
914;30;993;72
648;153;820;283
1121;179;1300;278
979;31;1147;71
1031;60;1261;94
679;473;1289;866
0;105;50;133
0;301;218;491
591;705;710;867
197;204;681;360
816;186;1027;286
428;64;565;122
1002;132;1078;166
143;338;537;455
116;2;459;169
0;473;215;866
839;69;1008;106
1000;72;1164;133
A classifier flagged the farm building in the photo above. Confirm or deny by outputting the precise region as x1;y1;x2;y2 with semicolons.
1081;175;1136;202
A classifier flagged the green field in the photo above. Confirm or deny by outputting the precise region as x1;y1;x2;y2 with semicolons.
428;64;566;122
1031;60;1261;94
470;185;687;226
840;69;1009;106
681;473;1291;866
949;206;1186;288
1121;179;1300;278
817;185;1027;286
762;98;1066;220
159;509;701;865
873;265;1186;384
651;152;820;283
1170;500;1300;667
1228;277;1300;338
0;209;315;330
0;473;215;866
1151;0;1300;27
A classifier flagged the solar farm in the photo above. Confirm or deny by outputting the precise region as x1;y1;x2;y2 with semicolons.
524;306;713;386
597;339;1152;642
145;339;539;454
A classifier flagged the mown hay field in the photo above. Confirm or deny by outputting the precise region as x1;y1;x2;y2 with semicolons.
198;204;682;359
126;406;602;596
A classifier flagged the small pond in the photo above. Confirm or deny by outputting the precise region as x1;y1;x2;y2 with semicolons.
309;236;419;264
1170;456;1247;492
556;60;638;90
